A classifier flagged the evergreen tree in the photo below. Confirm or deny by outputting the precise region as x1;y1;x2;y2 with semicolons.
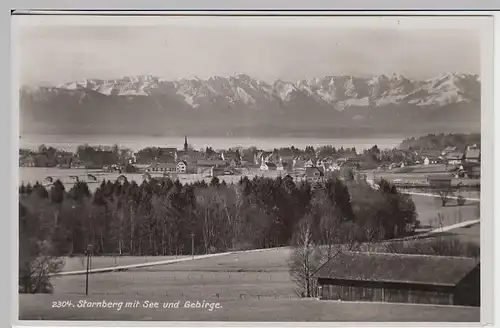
19;183;26;195
33;182;49;199
210;176;220;187
50;180;65;203
25;183;33;195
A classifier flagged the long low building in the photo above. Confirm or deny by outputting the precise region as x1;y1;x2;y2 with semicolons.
313;252;480;307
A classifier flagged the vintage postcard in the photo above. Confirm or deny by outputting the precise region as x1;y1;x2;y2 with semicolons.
13;12;492;323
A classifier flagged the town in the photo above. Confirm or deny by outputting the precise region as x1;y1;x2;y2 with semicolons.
19;134;481;187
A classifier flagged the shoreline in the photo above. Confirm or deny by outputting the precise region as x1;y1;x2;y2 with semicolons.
19;135;404;153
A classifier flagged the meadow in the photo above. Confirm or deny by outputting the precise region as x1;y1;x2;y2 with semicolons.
18;162;481;321
19;247;480;321
410;194;480;228
427;222;480;245
391;164;451;174
61;255;190;272
19;295;480;321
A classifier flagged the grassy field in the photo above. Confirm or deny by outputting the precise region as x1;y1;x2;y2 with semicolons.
19;248;480;321
51;248;295;299
18;295;479;321
19;166;481;322
426;222;481;245
364;166;481;187
391;164;451;174
410;194;480;228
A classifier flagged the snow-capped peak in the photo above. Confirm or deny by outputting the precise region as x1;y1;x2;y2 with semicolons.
44;72;479;110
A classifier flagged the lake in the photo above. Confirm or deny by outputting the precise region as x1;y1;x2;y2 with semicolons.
19;134;402;153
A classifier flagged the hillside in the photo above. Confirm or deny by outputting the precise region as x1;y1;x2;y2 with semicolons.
400;133;481;150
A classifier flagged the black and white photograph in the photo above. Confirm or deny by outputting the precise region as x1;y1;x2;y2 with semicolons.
14;13;490;322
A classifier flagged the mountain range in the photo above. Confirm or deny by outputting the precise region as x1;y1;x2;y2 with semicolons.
19;73;481;138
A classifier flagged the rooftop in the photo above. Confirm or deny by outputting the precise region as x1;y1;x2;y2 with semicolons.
427;174;454;181
197;159;225;166
313;251;478;286
446;152;464;160
465;149;481;159
158;147;177;153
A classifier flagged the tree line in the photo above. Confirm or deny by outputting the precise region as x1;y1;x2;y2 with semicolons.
400;133;481;151
19;174;419;258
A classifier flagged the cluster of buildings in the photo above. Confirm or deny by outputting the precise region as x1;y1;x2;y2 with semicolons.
418;144;480;166
419;145;481;179
255;150;362;181
21;136;482;182
134;137;243;177
380;144;481;174
256;152;358;172
19;148;82;168
129;137;363;181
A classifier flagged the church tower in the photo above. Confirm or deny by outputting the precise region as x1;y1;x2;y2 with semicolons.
184;136;188;152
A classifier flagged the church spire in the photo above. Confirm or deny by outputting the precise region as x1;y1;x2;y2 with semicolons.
184;136;188;151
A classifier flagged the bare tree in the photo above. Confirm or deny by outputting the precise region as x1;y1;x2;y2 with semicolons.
19;237;64;294
288;216;322;298
107;197;125;255
319;210;338;260
438;188;453;207
435;212;445;230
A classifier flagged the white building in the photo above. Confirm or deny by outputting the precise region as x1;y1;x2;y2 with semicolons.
176;161;187;173
260;157;269;171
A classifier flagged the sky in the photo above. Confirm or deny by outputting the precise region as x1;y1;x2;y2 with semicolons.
14;15;487;86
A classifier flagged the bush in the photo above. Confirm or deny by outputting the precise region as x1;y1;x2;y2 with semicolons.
457;195;466;206
19;240;65;294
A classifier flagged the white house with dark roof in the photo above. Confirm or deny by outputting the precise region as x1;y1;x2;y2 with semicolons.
146;162;177;173
445;152;464;165
176;160;187;173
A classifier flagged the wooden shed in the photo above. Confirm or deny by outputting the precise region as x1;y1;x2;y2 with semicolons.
313;252;480;307
427;174;453;189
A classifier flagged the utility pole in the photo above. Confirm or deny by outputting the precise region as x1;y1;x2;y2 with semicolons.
190;233;195;260
85;244;93;296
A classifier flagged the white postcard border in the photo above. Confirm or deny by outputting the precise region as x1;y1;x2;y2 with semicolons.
4;9;497;328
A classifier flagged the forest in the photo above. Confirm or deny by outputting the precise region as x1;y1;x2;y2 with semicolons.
19;174;419;258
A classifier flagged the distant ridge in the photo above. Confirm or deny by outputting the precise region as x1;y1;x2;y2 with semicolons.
20;73;481;137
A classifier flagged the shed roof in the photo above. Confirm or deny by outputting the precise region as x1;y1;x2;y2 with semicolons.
465;149;480;159
151;162;177;169
313;251;478;286
443;146;457;152
446;152;464;160
427;174;453;181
